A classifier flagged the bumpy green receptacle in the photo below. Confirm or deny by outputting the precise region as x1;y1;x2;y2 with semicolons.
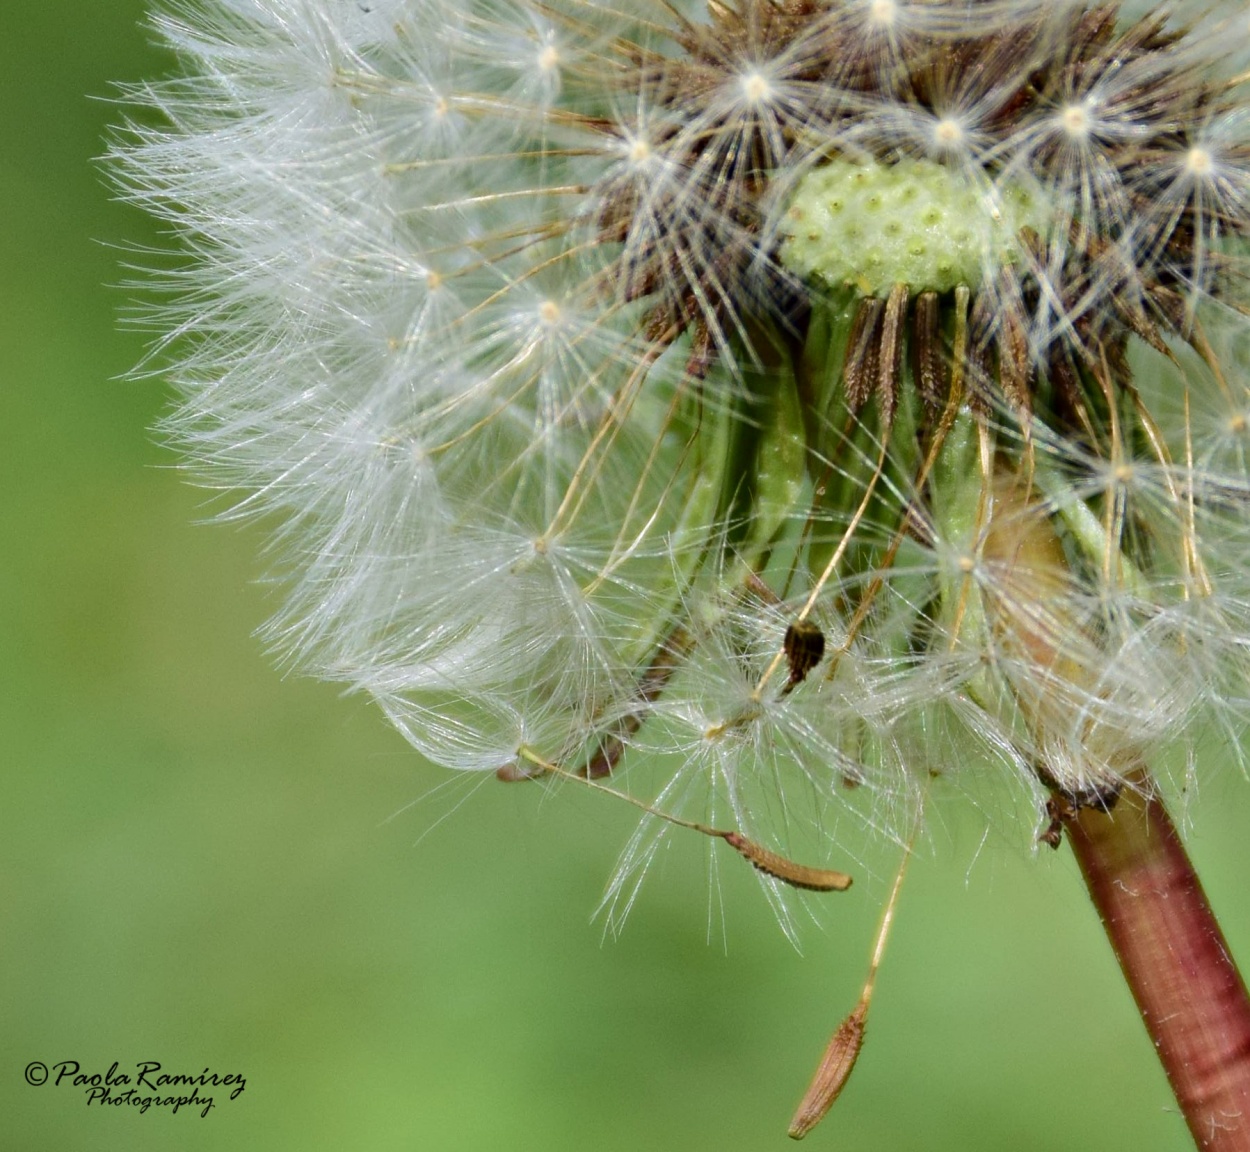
779;158;1047;295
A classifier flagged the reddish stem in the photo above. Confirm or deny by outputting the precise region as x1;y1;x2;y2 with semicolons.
1064;777;1250;1150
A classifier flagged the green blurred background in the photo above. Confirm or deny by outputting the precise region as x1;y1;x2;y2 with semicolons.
3;2;1249;1149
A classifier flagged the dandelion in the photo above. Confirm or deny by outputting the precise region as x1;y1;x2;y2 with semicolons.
115;0;1250;1143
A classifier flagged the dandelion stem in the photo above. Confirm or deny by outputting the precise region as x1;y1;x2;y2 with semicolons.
1063;773;1250;1151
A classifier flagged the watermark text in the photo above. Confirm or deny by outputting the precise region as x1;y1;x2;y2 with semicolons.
24;1059;246;1118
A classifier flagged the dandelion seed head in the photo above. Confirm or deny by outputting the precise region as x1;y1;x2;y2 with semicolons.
115;0;1250;931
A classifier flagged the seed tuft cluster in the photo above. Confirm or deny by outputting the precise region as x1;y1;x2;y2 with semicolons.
115;0;1250;934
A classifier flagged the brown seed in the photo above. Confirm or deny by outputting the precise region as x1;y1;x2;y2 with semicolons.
784;619;826;686
721;831;852;893
877;282;910;424
842;296;885;413
911;289;946;415
788;1000;868;1139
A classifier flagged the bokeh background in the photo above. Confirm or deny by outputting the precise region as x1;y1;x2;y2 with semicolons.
4;2;1250;1149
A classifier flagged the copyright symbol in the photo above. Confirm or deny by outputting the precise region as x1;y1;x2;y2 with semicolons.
25;1062;49;1086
